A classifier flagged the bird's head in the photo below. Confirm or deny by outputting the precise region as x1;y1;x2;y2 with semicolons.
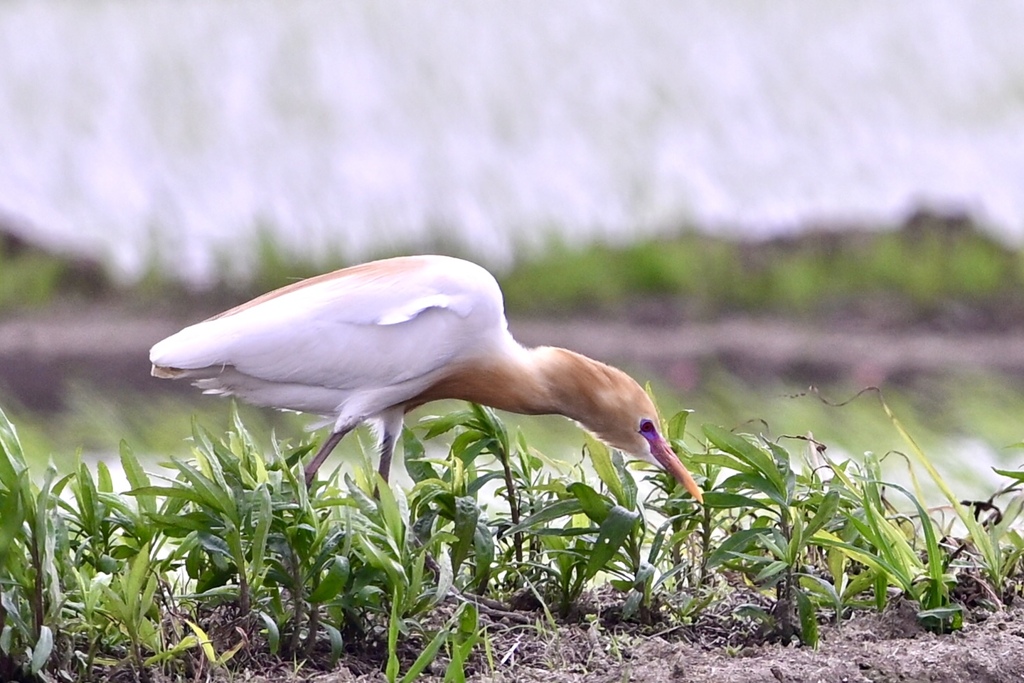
544;349;703;502
595;382;703;503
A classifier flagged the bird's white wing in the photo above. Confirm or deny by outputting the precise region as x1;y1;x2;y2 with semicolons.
150;256;507;389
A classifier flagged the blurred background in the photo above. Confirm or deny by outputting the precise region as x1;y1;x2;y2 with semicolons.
2;1;1023;496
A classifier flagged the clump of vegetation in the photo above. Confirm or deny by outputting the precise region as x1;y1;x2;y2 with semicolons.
0;392;1021;682
500;211;1024;321
6;210;1024;324
0;232;107;310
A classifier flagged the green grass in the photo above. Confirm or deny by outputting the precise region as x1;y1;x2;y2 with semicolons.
498;221;1023;317
0;237;108;311
8;214;1022;321
0;393;1021;681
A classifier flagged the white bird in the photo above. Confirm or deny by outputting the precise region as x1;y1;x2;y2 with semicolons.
149;255;702;501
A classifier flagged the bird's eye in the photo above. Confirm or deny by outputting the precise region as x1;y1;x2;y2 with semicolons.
639;419;656;435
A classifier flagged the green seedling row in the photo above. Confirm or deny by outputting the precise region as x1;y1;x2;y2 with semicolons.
0;396;1020;681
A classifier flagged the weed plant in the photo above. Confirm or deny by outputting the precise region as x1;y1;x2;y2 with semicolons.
0;395;1021;681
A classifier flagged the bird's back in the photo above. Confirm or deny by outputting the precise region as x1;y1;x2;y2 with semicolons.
150;255;512;417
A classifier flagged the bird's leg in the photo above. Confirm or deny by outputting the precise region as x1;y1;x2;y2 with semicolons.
304;427;352;487
375;409;405;484
377;429;397;484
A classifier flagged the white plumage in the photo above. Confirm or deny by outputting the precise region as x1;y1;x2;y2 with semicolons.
153;256;504;416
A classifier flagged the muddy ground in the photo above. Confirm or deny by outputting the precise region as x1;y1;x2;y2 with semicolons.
231;598;1024;683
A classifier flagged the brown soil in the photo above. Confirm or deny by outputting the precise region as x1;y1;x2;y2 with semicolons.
231;599;1024;683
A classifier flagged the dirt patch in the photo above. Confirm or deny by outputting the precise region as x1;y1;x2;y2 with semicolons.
228;599;1024;683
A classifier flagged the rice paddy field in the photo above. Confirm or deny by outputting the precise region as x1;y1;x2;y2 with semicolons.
4;2;1024;678
2;223;1024;680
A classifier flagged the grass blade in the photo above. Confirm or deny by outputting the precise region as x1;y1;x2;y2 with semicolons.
585;505;640;580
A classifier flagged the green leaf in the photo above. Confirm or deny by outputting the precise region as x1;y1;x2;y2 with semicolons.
707;528;771;568
145;635;199;665
33;467;58;592
756;530;788;561
421;411;474;440
700;491;773;511
30;626;53;674
446;646;468;683
567;482;611;523
184;619;218;665
0;489;24;567
403;429;436;483
0;407;28;486
121;440;156;516
376;476;407;549
456;602;479;637
128;485;205;510
804;490;841;539
799;573;841;609
473;519;494;592
718;472;787;509
400;626;452;683
249;485;272;585
125;543;152;604
434;547;454;603
703;424;785;495
358;536;405;590
993;467;1024;483
386;590;401;683
467;470;505;497
796;589;819;648
172;460;238;523
74;457;98;535
345;474;380;517
323;623;344;668
918;605;963;633
196;532;233;559
586;435;626;506
753;559;788;583
507;499;585;534
450;496;480;576
667;410;693;442
585;505;640;579
146;511;217;534
811;530;913;595
96;460;114;493
873;572;888;611
309;556;351;603
612;450;638;510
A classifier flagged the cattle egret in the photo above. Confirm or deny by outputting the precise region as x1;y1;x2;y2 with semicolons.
149;255;703;501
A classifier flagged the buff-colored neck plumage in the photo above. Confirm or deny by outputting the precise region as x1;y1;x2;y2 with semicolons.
408;345;654;456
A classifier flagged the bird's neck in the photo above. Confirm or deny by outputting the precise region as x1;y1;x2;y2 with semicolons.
408;344;612;422
519;347;615;421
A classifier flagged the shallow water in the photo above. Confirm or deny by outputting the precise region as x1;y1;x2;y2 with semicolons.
2;1;1023;284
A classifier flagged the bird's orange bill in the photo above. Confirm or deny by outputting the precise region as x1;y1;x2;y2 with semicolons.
651;437;704;503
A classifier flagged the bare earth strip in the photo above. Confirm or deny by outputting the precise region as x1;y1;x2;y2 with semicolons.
2;304;1024;401
239;604;1024;683
4;304;1024;369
